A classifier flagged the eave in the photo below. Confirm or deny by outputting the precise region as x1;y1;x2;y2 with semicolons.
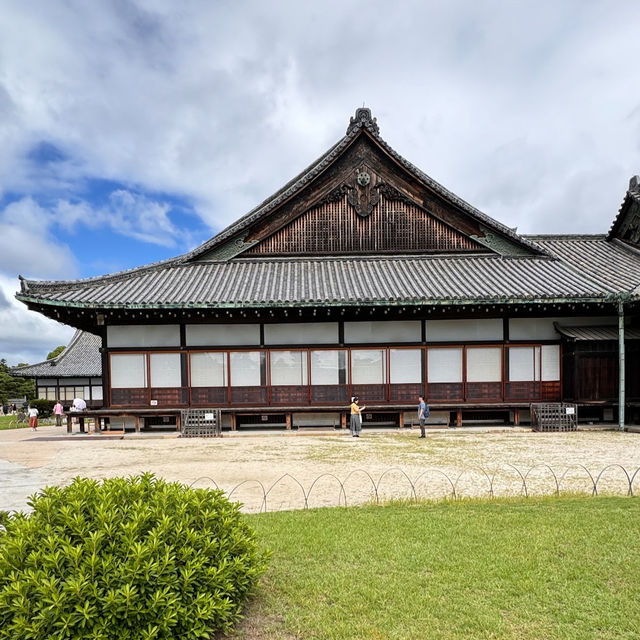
16;293;626;311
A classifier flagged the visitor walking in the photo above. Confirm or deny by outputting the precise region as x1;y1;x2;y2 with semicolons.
28;405;39;431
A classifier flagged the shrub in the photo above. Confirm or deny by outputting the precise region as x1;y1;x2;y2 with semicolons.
29;398;56;418
0;473;269;639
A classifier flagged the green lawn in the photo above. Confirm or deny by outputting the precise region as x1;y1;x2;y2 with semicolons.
0;414;56;429
0;414;27;430
235;497;640;639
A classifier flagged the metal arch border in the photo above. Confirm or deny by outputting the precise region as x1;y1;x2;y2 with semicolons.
558;464;597;496
454;466;494;499
264;474;309;511
341;469;379;506
523;464;561;497
412;469;457;500
594;464;633;496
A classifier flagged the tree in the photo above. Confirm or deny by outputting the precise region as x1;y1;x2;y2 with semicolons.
0;360;35;404
46;345;65;360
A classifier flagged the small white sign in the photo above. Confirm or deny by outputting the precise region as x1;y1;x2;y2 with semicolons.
565;407;575;415
150;400;158;406
205;413;215;421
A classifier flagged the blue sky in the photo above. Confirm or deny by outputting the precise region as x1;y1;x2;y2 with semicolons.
1;0;639;365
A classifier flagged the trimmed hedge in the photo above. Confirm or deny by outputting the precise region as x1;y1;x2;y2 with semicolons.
0;474;268;639
29;399;56;418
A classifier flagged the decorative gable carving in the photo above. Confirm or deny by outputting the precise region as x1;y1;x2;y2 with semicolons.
192;110;542;262
346;165;380;217
614;186;640;246
620;213;640;245
608;176;640;246
245;192;486;255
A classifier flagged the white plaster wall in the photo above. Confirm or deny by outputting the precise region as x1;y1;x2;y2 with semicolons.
426;319;503;342
509;316;616;340
264;322;338;345
185;324;260;346
344;320;421;343
107;324;180;347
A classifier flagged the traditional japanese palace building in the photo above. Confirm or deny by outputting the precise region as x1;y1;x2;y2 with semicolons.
15;109;640;430
12;331;103;409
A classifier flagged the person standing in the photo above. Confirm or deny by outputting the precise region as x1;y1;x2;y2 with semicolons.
53;400;64;427
418;396;430;438
71;397;87;433
350;396;366;437
28;405;39;431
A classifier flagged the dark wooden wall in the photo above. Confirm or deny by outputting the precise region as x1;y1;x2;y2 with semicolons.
246;196;486;255
563;341;640;402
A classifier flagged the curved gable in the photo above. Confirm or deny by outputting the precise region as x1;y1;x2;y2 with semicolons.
193;112;539;261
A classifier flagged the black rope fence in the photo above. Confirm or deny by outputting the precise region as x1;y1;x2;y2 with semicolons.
188;464;640;513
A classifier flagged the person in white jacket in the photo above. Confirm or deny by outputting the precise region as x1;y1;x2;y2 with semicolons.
28;405;39;431
71;397;87;432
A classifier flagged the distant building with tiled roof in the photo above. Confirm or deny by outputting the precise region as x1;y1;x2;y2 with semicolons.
14;109;640;429
12;331;103;408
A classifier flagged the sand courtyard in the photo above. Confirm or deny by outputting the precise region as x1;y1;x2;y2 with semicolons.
2;425;640;514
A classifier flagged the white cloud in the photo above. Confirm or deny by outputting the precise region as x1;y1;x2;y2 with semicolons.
0;1;635;235
1;0;639;361
0;198;77;365
54;191;180;247
0;275;74;366
0;198;78;280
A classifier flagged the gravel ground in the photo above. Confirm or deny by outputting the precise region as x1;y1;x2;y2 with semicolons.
1;424;639;513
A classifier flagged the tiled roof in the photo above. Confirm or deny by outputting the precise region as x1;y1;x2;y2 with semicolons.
555;325;640;341
17;236;640;309
11;330;102;377
14;116;640;314
14;109;544;299
526;235;640;292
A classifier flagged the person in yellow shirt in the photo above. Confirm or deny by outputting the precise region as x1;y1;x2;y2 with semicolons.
350;396;366;437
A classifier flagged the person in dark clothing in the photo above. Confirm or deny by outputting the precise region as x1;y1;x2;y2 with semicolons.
418;396;430;438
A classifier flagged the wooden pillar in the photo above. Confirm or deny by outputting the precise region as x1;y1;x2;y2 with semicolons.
456;409;462;427
231;413;237;431
399;412;404;429
66;414;72;434
341;412;347;430
513;408;520;426
285;413;292;430
135;416;140;433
